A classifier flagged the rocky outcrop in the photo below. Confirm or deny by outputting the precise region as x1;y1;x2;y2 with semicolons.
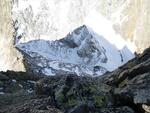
103;47;150;112
0;71;134;113
1;47;150;113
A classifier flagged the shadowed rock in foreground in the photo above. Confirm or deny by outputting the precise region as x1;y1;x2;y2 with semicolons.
0;47;150;113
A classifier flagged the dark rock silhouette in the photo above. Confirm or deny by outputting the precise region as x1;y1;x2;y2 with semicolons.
0;47;150;113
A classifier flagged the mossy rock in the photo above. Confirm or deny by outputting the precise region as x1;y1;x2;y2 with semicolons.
88;85;97;93
93;95;107;108
55;91;65;103
66;91;87;107
68;97;77;106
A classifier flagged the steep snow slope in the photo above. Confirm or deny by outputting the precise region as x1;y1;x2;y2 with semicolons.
16;25;134;76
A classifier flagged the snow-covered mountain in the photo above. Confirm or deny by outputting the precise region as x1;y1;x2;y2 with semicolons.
16;25;134;76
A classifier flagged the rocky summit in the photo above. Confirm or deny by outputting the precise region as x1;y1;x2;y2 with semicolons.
0;47;150;113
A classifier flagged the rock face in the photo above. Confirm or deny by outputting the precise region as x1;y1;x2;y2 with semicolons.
112;0;150;53
0;0;25;71
16;25;134;76
0;71;134;113
0;47;150;113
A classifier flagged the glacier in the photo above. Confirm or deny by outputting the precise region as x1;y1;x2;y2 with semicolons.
16;25;134;76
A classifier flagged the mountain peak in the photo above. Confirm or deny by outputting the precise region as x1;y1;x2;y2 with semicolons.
16;25;134;76
60;24;90;48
